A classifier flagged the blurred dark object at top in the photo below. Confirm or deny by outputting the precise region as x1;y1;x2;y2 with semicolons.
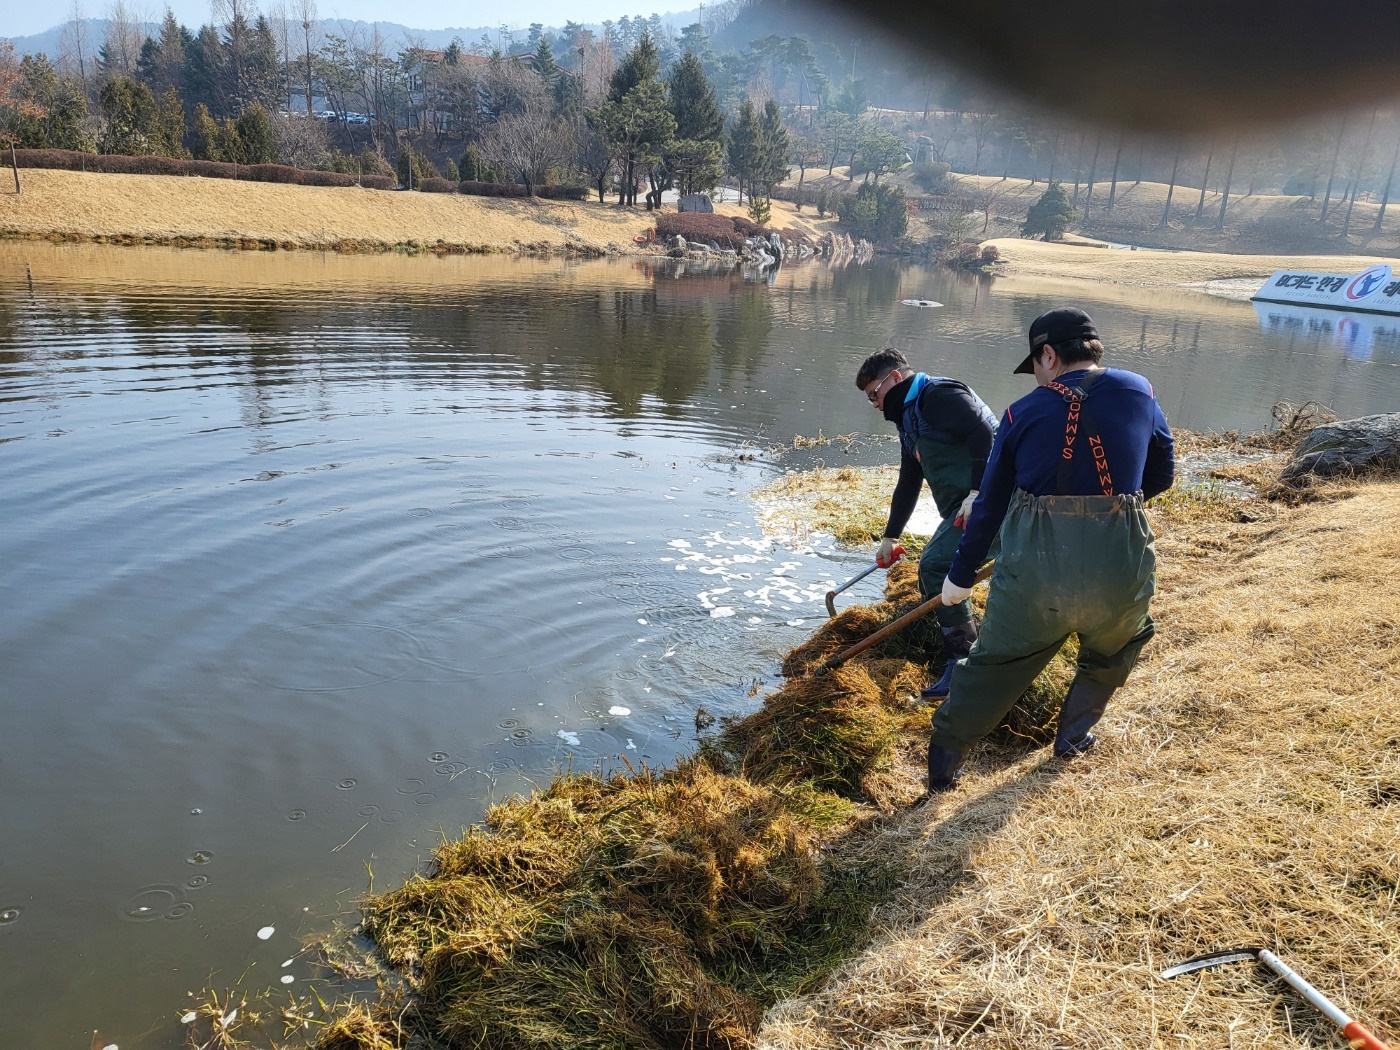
824;0;1399;131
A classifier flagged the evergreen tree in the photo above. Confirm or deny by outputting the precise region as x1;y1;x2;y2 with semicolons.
668;51;721;142
665;50;724;196
98;76;160;154
191;102;222;159
591;34;673;206
532;37;560;86
757;98;790;197
836;180;907;242
1022;181;1073;240
727;97;762;204
136;12;190;101
607;31;659;103
6;55;93;151
154;86;187;156
186;25;228;118
234;101;273;163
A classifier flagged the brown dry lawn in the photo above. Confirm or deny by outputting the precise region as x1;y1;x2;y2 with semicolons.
984;235;1396;288
0;167;835;254
753;470;1400;1049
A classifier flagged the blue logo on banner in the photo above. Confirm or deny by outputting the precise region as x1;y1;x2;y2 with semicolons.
1345;264;1391;301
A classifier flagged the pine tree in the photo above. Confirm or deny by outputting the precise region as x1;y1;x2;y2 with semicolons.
191;103;223;160
665;50;724;196
234;101;273;163
757;98;790;198
98;76;160;155
608;31;659;103
532;37;560;86
727;98;761;204
591;34;673;206
1022;182;1073;240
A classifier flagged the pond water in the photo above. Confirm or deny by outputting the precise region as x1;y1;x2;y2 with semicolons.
1;242;1396;1049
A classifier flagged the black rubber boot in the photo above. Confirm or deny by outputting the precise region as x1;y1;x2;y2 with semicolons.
921;620;979;700
925;741;968;793
1053;678;1116;758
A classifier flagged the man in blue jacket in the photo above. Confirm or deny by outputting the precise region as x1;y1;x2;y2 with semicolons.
926;307;1175;793
855;348;998;698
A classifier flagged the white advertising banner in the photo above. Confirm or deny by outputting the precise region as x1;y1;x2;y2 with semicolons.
1251;263;1400;313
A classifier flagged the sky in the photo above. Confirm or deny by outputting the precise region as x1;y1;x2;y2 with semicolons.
2;0;683;40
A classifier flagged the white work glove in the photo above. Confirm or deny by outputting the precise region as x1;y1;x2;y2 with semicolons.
875;536;900;568
953;489;978;529
941;576;972;606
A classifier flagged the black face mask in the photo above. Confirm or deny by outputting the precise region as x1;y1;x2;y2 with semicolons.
882;374;915;424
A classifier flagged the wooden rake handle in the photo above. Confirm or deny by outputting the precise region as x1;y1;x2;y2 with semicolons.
813;561;995;676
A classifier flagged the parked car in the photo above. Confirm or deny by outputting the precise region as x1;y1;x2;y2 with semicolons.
346;113;369;125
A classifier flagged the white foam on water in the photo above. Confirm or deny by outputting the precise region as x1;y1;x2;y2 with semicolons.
608;705;631;716
256;926;275;940
557;730;581;746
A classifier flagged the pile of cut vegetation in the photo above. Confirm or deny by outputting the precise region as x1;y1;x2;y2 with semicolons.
298;554;1074;1049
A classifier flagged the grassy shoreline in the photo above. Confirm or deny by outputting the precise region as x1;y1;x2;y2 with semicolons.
183;435;1400;1050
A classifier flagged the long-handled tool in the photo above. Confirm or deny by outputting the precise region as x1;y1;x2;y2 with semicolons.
1161;947;1391;1050
825;544;904;618
813;561;995;675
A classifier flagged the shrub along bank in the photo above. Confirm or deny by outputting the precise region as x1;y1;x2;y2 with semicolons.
7;148;588;200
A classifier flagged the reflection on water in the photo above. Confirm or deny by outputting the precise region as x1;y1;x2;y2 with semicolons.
1;242;1398;1050
1254;299;1400;362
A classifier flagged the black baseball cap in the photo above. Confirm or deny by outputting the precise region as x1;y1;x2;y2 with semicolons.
1014;307;1099;374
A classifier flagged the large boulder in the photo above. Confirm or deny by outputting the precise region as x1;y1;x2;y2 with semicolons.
1281;412;1400;482
678;193;714;213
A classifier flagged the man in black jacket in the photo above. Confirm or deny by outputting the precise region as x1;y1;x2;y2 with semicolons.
856;348;999;698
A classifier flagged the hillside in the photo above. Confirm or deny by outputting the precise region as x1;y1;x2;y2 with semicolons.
0;167;836;254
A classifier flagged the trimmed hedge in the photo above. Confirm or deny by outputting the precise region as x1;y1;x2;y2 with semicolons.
458;180;528;198
536;184;589;200
12;148;369;189
13;148;594;201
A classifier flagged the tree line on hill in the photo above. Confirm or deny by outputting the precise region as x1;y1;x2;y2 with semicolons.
4;0;1400;249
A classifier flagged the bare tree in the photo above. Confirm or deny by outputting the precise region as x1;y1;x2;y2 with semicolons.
1192;140;1215;223
1105;133;1123;212
59;1;91;86
1214;136;1239;231
968;107;996;175
102;0;144;77
296;0;317;115
1370;124;1400;233
481;93;575;194
1081;132;1101;221
1159;136;1182;229
267;0;296;110
1318;114;1348;224
269;109;330;166
1340;109;1377;240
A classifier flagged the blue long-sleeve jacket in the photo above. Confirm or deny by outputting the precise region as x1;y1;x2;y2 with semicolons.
948;367;1175;587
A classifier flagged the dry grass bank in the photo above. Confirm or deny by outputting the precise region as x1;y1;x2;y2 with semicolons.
982;235;1397;289
0;168;831;255
756;469;1400;1049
